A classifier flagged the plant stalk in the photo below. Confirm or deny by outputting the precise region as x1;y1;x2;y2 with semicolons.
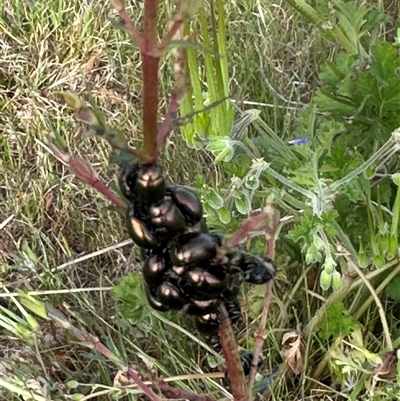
142;0;160;162
247;204;279;393
218;304;249;401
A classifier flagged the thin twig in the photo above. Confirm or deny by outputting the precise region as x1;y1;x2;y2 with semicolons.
43;139;127;209
125;370;162;401
153;378;218;401
226;212;268;248
158;19;184;53
157;21;187;148
111;0;145;50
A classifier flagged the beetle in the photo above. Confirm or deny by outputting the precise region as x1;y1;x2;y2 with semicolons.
223;273;243;299
135;164;166;204
185;268;228;300
119;162;140;201
229;251;276;285
194;312;220;335
224;351;263;386
167;185;203;226
207;230;224;247
207;334;221;352
156;279;188;310
240;351;263;376
145;285;170;312
224;297;242;325
148;199;187;236
142;252;169;287
170;232;218;266
242;255;276;285
171;264;188;277
184;298;221;316
126;205;159;249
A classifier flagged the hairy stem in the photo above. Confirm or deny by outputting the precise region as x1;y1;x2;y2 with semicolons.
218;304;249;401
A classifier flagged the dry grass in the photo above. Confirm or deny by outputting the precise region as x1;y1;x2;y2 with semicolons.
0;0;345;400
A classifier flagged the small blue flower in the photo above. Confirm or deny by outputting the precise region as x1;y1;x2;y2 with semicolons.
288;137;310;145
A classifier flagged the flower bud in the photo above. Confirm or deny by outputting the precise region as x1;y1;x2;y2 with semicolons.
320;270;332;291
331;271;342;291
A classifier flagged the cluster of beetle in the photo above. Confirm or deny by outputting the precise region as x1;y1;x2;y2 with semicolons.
119;161;275;376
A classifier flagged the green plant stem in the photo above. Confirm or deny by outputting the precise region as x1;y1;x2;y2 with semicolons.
333;221;358;264
262;168;315;199
328;135;400;194
346;257;393;350
390;178;400;237
352;261;400;320
142;0;160;162
349;258;400;291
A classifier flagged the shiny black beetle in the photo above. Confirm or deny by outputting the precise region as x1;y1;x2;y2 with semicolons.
194;312;220;335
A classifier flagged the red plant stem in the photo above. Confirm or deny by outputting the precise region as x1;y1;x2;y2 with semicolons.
153;379;217;401
247;270;274;392
218;304;249;401
63;317;161;401
125;369;162;401
142;0;160;162
226;212;268;248
157;21;186;148
157;95;179;145
247;205;279;393
112;0;145;50
90;179;127;209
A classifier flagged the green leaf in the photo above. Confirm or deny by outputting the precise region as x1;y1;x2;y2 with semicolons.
319;53;358;89
234;189;252;215
205;187;224;210
217;205;231;224
386;276;400;302
18;291;50;321
318;302;360;341
362;9;391;32
313;90;355;115
370;41;400;84
112;273;147;320
393;173;400;187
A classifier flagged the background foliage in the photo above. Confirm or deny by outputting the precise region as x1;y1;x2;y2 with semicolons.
1;0;400;400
